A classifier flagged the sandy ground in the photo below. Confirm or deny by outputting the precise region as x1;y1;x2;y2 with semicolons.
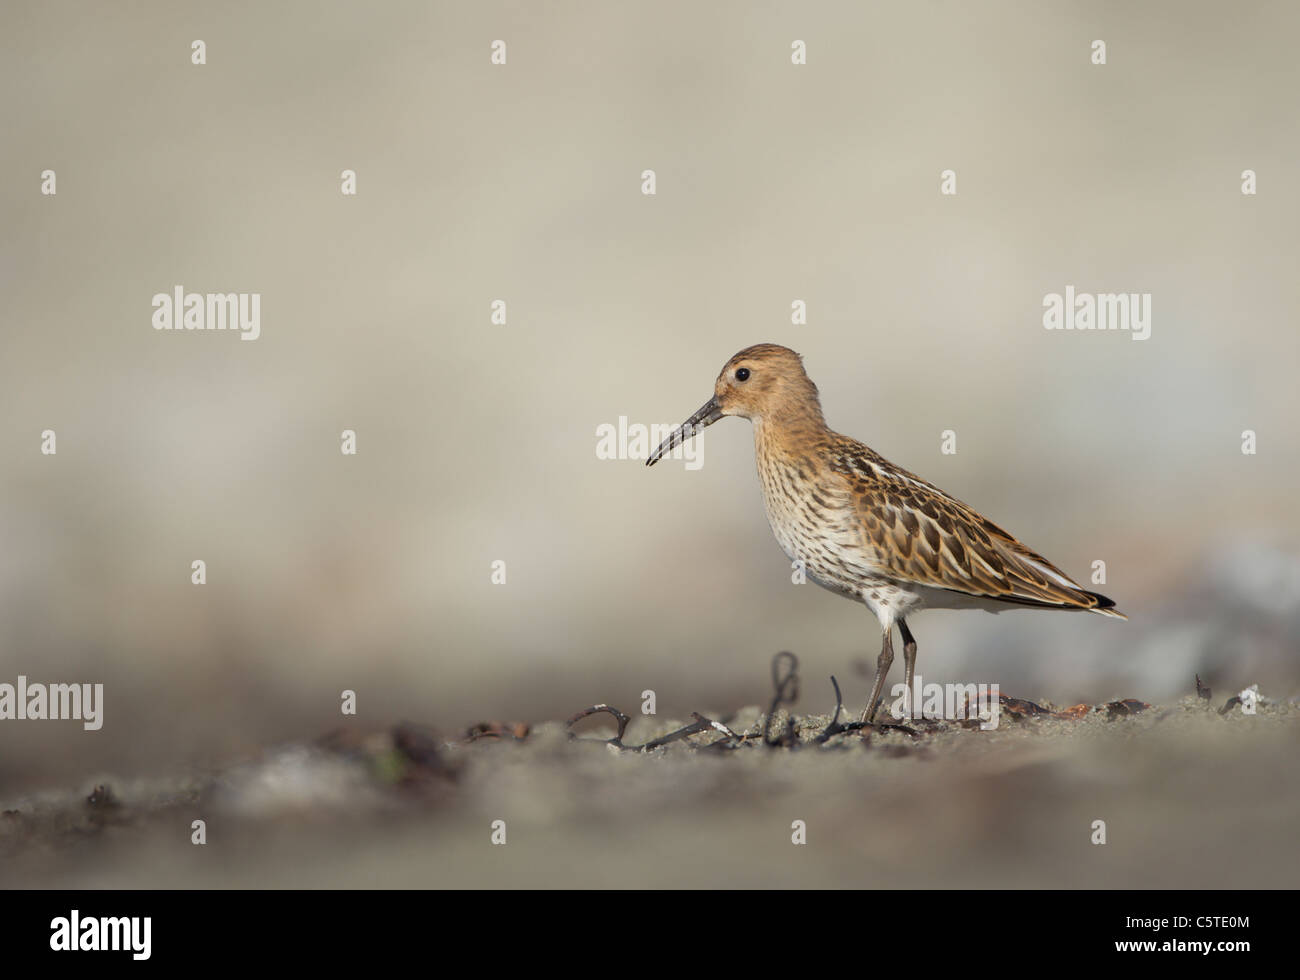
2;664;1295;889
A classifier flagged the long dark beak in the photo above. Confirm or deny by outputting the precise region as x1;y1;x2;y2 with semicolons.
646;396;723;466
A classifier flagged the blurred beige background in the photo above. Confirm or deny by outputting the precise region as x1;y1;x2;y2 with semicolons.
2;0;1297;793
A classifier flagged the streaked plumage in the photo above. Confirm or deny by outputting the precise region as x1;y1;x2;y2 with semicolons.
647;343;1124;723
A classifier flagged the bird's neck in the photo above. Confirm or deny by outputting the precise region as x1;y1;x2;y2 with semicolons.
752;398;830;463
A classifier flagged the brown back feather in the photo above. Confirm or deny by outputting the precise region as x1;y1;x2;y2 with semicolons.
828;435;1118;613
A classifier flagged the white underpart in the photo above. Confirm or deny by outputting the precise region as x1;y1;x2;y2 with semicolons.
858;582;1017;634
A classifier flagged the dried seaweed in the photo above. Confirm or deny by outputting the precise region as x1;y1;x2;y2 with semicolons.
567;651;922;752
565;703;743;752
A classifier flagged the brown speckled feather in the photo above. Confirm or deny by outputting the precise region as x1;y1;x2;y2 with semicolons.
827;436;1120;614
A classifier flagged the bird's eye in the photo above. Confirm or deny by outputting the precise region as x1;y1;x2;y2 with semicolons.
735;367;750;382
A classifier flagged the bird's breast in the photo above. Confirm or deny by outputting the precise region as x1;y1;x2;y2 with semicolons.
754;451;879;598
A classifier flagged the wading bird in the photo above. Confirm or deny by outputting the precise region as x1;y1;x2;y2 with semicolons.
647;344;1124;723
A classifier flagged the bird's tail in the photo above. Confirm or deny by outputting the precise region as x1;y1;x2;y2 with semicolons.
1087;591;1127;620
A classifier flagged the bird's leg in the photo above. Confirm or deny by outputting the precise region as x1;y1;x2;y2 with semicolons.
860;627;895;723
899;618;918;719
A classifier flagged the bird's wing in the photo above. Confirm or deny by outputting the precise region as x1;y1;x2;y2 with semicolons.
829;439;1124;616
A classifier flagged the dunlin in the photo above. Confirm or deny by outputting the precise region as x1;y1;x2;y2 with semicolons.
646;344;1124;723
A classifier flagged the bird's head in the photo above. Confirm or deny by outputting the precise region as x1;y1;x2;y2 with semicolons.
646;344;822;465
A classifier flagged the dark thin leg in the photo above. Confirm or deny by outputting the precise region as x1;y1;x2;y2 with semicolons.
860;627;895;723
900;619;918;718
